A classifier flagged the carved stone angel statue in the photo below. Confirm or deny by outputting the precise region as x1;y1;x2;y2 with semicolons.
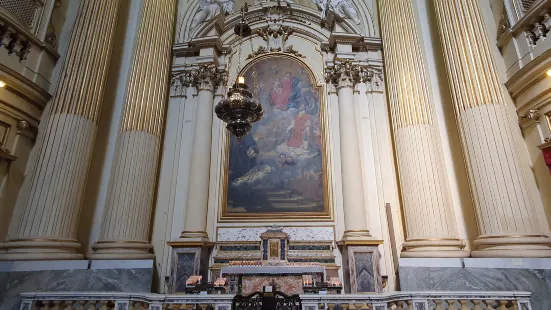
312;0;328;19
254;0;293;4
331;0;360;24
313;0;360;25
191;0;235;29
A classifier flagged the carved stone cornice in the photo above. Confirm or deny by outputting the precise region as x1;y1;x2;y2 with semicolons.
325;60;361;89
247;45;305;59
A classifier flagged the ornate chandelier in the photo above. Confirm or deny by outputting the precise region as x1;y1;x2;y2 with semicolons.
215;4;264;141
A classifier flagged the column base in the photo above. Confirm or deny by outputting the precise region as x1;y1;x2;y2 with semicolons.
341;230;372;241
472;235;551;258
167;238;214;293
88;241;154;260
0;239;83;260
401;239;470;258
179;231;211;243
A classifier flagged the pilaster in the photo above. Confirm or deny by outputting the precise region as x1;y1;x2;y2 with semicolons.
433;0;551;257
90;0;177;260
0;0;121;260
377;0;467;258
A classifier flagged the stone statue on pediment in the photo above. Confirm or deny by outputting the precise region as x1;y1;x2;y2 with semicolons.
191;0;235;29
313;0;360;25
254;0;294;4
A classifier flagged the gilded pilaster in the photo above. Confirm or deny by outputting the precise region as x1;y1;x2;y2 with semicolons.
433;0;551;257
378;0;467;257
0;0;121;260
91;0;176;259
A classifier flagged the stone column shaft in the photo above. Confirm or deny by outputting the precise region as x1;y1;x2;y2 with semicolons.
327;61;371;241
90;0;176;259
378;0;467;257
433;0;551;257
0;0;121;260
180;64;224;241
181;87;215;241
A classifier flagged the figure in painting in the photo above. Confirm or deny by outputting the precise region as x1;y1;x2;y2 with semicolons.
271;72;293;109
272;77;283;95
286;103;313;149
229;134;258;181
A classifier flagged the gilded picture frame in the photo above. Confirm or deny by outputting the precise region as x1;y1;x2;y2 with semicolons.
218;53;333;222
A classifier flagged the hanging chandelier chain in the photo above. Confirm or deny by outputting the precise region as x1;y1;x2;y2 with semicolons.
249;33;259;102
235;5;247;84
215;3;264;141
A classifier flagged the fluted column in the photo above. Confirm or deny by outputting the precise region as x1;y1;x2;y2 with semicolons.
326;61;371;241
90;0;176;259
433;0;551;257
378;0;467;257
181;64;224;242
0;0;120;260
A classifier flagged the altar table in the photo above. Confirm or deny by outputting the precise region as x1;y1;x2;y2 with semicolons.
220;265;326;295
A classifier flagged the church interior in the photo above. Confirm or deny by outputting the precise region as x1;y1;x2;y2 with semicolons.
1;0;551;309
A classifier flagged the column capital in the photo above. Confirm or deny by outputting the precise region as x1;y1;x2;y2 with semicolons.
325;60;361;89
359;65;384;93
171;64;227;93
325;61;382;90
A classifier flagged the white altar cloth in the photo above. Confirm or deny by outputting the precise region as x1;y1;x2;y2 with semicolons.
220;266;326;279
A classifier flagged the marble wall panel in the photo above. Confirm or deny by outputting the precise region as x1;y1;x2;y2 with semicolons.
241;275;303;295
399;267;551;310
347;246;381;293
0;268;152;310
353;252;375;293
174;253;198;292
216;227;334;242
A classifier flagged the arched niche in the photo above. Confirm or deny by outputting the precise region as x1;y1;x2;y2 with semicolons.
176;0;379;44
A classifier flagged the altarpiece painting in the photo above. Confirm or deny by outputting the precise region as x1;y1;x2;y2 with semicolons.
222;55;330;220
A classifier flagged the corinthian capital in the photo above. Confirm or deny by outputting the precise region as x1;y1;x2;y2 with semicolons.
190;64;226;91
325;60;361;89
360;65;384;93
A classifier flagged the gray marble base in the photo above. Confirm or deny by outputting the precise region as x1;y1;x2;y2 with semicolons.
0;260;153;310
399;265;551;310
345;246;382;293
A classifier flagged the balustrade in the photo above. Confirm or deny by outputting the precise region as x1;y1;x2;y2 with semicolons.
19;292;532;310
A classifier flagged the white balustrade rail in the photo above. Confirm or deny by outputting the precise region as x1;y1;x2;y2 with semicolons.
19;291;533;310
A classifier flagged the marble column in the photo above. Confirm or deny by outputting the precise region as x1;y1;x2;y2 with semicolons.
180;64;224;242
378;0;467;257
433;0;551;257
326;61;371;241
0;0;121;260
90;0;176;259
